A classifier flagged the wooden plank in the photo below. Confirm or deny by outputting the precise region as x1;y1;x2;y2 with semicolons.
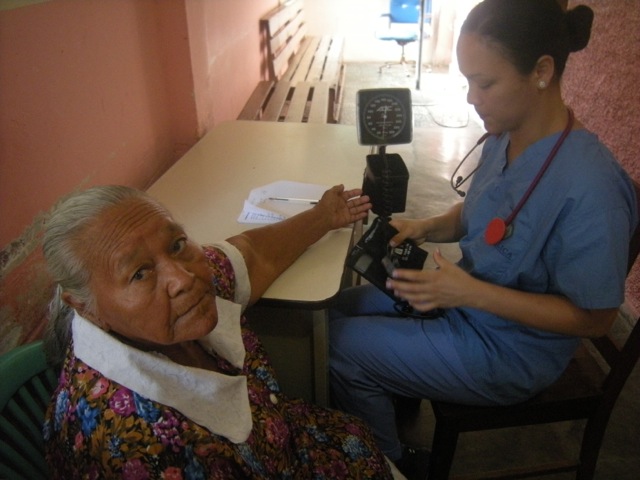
262;0;303;35
262;0;307;81
306;36;332;82
268;11;305;58
327;36;344;63
273;28;308;80
307;83;331;124
284;83;311;123
331;63;347;123
262;81;291;121
237;81;275;120
321;36;344;85
288;36;321;83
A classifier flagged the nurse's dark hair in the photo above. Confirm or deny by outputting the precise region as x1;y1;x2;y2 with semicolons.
461;0;594;78
42;185;151;365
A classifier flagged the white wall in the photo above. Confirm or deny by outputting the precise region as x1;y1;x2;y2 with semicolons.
305;0;428;63
304;0;480;67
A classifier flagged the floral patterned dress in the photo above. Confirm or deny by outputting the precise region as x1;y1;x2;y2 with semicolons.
43;245;393;479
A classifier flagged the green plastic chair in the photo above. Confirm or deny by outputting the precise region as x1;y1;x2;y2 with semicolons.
0;340;59;480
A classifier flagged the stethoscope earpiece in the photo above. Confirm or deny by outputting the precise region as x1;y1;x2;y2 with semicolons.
450;133;491;198
454;176;466;197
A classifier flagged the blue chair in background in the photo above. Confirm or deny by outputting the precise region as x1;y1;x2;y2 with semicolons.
376;0;432;74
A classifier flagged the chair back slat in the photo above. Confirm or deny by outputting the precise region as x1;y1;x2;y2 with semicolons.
626;180;640;272
601;313;640;398
1;413;48;476
628;230;640;273
6;398;45;453
590;335;619;366
1;341;58;480
0;444;43;480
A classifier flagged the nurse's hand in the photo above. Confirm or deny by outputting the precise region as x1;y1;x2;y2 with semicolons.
385;249;478;312
388;218;429;246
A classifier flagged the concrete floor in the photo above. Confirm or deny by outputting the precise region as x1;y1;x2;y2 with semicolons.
336;61;640;480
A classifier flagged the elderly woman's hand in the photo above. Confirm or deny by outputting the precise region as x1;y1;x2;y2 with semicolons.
227;184;370;305
316;185;371;230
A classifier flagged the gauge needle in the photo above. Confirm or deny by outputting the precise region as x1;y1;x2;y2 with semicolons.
381;106;388;137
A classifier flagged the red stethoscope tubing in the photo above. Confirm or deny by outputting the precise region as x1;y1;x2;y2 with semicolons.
483;108;575;245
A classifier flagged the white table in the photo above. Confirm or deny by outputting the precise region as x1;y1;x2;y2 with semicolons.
148;120;369;405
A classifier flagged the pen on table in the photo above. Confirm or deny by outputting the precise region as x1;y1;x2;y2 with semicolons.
268;197;319;205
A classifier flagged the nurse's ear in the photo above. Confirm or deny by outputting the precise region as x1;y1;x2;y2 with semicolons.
533;55;555;90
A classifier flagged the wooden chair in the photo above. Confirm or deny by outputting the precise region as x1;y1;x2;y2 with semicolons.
0;340;59;480
427;182;640;480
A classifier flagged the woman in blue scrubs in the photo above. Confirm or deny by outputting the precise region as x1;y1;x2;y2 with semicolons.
329;0;638;476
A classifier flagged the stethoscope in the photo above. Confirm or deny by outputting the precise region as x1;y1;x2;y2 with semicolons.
450;108;575;245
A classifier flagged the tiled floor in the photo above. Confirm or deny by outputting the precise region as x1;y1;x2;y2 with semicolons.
336;61;640;480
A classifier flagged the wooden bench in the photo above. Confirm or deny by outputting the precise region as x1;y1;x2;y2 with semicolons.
237;80;334;123
238;0;345;123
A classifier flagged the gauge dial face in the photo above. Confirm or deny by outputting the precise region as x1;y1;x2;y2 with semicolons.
363;95;406;140
357;89;412;146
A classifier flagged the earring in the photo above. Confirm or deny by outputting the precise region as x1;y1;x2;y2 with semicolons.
538;80;547;89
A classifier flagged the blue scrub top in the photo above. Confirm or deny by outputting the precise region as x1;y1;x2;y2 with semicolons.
445;129;638;401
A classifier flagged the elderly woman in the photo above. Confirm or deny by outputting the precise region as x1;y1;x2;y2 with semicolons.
42;184;397;479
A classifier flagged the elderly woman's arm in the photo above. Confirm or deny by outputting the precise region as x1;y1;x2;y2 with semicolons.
225;185;371;305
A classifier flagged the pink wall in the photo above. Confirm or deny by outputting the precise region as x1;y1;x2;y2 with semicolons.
185;0;274;134
0;0;276;353
564;1;640;313
0;1;195;247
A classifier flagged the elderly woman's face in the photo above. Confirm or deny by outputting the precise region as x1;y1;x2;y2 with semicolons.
79;198;218;348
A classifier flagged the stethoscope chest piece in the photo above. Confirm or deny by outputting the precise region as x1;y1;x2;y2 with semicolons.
485;217;513;245
477;108;575;246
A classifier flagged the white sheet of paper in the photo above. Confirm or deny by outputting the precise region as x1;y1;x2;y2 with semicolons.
238;180;328;224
